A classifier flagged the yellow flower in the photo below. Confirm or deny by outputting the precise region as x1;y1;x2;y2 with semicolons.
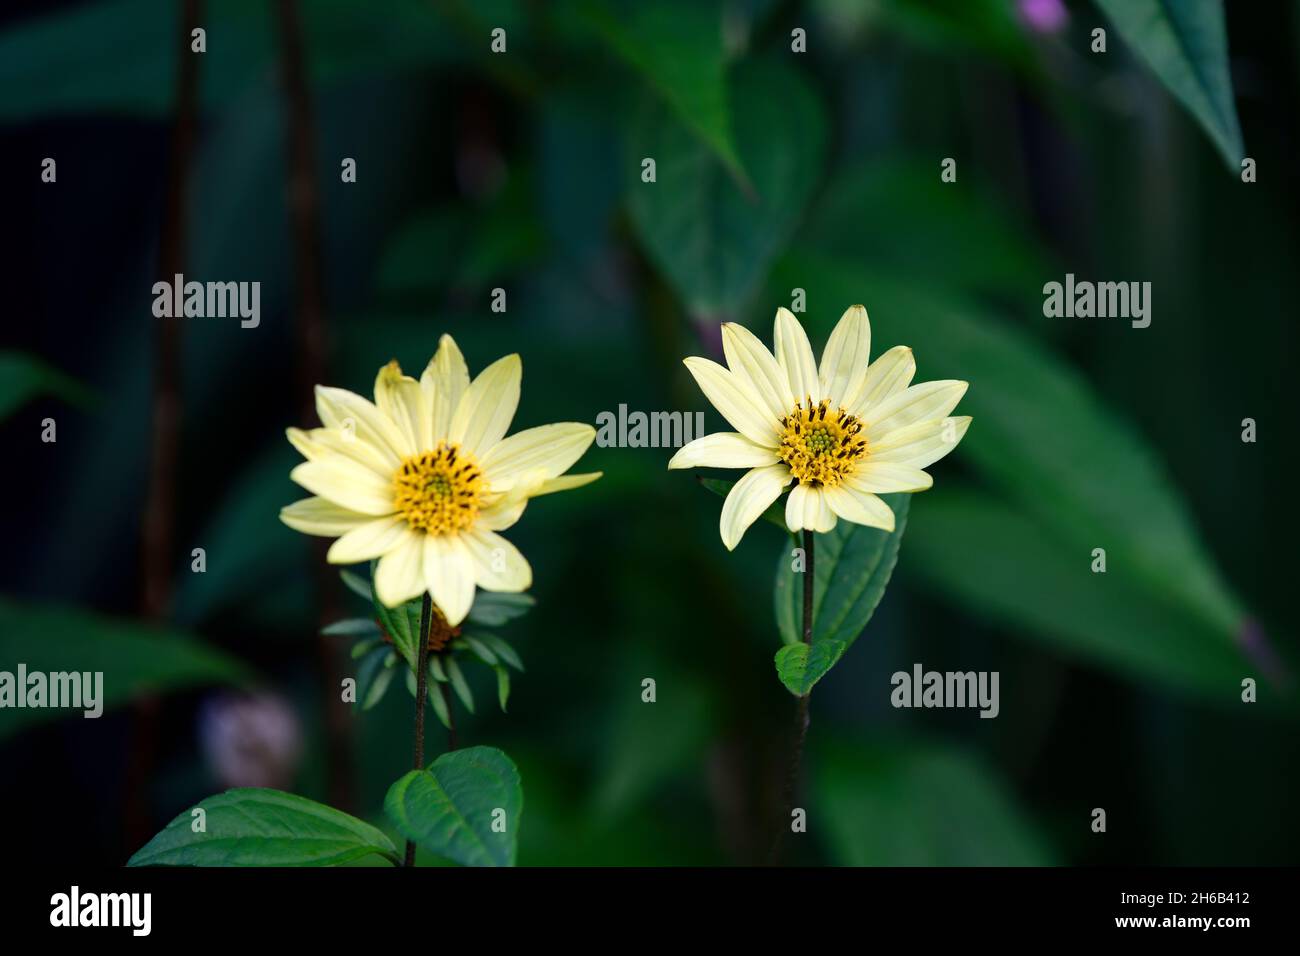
281;335;600;622
669;306;970;549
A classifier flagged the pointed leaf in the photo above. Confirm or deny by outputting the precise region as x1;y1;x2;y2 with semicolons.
774;640;847;697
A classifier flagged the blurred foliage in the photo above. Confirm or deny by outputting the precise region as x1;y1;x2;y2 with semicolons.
1;0;1295;867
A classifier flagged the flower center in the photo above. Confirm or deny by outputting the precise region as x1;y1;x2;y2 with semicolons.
392;443;485;535
776;398;868;486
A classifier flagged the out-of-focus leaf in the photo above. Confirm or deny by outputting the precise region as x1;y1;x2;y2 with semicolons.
354;646;394;711
129;788;399;867
906;486;1260;702
0;0;464;121
1094;0;1243;168
0;351;93;420
771;253;1248;648
475;633;524;671
774;639;846;697
467;592;535;627
369;565;421;672
494;665;511;712
576;0;746;183
627;59;826;314
385;746;523;867
339;569;372;602
0;598;251;739
445;656;475;714
774;495;911;649
817;739;1051;865
872;0;1033;66
320;618;380;638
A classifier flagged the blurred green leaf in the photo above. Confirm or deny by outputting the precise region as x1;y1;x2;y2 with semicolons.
906;485;1260;702
370;564;421;672
772;254;1248;650
445;656;476;714
385;746;523;867
874;0;1033;66
320;618;380;638
128;788;399;866
774;494;911;649
774;639;846;697
0;351;93;421
627;58;826;314
494;664;511;712
576;0;746;184
354;645;395;711
0;597;251;739
1094;0;1244;168
816;739;1051;865
475;633;524;671
467;591;536;627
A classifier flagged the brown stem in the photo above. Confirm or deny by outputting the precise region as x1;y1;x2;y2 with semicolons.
125;0;202;856
404;593;434;867
769;529;814;865
275;0;354;812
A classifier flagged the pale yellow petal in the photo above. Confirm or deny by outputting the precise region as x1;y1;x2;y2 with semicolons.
374;361;425;454
480;422;595;490
868;416;971;468
533;472;601;495
667;432;780;470
449;353;521;457
722;322;793;422
326;514;411;564
865;381;968;442
287;426;394;478
290;458;396;516
279;497;373;536
373;534;425;608
314;385;410;463
823;484;895;531
785;483;836;534
719;463;791;551
774;307;820;404
845;345;915;417
843;461;932;494
463;528;532;592
818;305;871;407
682;356;778;447
423;533;476;626
421;334;471;443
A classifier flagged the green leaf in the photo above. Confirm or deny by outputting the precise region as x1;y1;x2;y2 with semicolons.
339;569;372;602
577;0;746;184
461;636;498;667
774;640;847;697
699;477;788;531
494;665;511;713
384;746;523;867
129;788;400;867
0;351;93;421
320;618;381;638
428;677;452;730
369;562;422;671
476;633;524;672
466;591;535;627
771;254;1249;648
354;646;395;712
1094;0;1243;168
816;739;1051;866
773;494;911;648
0;597;251;739
445;657;476;715
905;486;1260;702
626;58;826;314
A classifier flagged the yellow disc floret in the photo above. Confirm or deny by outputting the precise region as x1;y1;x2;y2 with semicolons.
392;443;485;534
777;398;868;486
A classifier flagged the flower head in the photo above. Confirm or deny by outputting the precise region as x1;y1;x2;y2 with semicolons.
669;306;970;549
281;335;600;623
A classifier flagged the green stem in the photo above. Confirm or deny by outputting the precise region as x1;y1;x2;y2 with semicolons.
403;593;433;868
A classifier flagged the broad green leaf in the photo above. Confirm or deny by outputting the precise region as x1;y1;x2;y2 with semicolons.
816;739;1051;865
905;486;1259;702
1094;0;1243;168
467;591;536;627
626;58;826;314
0;598;251;739
0;351;93;421
773;494;911;648
699;477;789;531
771;253;1248;647
576;0;746;183
774;640;847;697
385;746;523;867
128;788;399;867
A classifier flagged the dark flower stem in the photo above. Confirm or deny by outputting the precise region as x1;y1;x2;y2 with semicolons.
403;593;434;868
771;529;814;864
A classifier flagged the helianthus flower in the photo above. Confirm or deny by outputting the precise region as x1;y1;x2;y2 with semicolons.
281;335;600;623
669;306;970;549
